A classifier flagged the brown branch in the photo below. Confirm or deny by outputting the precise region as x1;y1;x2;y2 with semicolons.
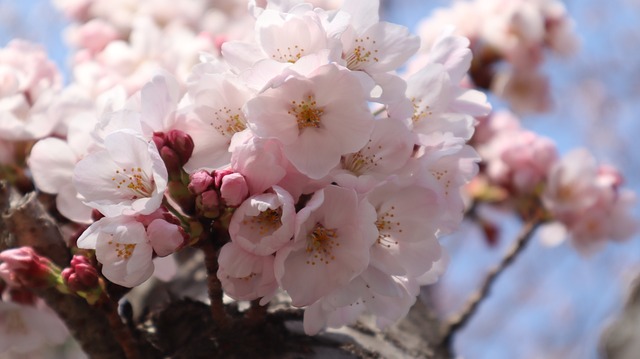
1;183;127;358
439;219;542;348
244;299;268;327
198;237;231;330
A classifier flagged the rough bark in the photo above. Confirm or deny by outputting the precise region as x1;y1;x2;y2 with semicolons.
1;182;126;359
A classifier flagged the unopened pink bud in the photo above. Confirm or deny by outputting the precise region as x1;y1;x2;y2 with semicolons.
188;170;215;195
0;247;59;288
160;146;182;180
201;190;220;210
152;131;167;150
213;169;234;188
62;255;99;292
220;173;249;207
167;130;195;164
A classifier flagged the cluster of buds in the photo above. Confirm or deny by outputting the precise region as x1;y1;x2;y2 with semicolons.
188;169;250;219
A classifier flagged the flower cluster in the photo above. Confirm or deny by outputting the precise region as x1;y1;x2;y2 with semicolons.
415;0;578;113
25;0;490;333
471;111;637;253
0;0;637;355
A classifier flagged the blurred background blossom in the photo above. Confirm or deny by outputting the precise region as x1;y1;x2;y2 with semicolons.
1;0;639;358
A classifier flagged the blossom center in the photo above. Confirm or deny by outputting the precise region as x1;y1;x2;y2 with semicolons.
108;240;136;260
305;223;339;265
289;95;324;130
272;45;306;63
375;206;401;248
346;37;379;70
342;140;383;175
411;97;432;124
242;207;283;236
111;167;154;199
210;106;246;137
430;169;452;195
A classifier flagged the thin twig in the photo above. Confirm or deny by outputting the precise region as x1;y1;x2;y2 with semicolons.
439;219;542;348
199;237;231;330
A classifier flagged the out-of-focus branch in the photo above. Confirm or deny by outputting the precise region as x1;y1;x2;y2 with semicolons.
1;181;126;359
439;218;543;348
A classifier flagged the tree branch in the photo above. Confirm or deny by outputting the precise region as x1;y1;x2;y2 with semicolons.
1;183;127;358
439;219;542;348
198;236;230;330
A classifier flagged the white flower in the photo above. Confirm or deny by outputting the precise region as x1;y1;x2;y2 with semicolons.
77;214;184;287
0;300;69;355
73;129;168;217
229;186;296;256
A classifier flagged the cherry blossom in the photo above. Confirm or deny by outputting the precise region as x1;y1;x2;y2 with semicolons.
77;212;185;287
229;185;296;256
245;63;374;179
274;185;377;307
0;300;70;357
73;129;168;217
217;242;278;304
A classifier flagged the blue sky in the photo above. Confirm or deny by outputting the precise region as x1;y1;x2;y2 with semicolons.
2;1;640;358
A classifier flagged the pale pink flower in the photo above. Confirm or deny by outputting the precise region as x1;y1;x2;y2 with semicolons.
77;213;184;287
390;33;490;143
230;134;288;195
66;19;120;55
73;130;168;217
331;118;415;193
0;300;70;356
245;63;374;179
77;216;153;287
217;242;278;304
184;72;254;172
410;132;480;234
340;0;419;74
222;5;333;73
274;185;377;306
0;40;61;104
542;149;600;217
477;112;558;193
365;181;443;278
542;149;638;253
29;136;93;224
303;268;419;335
229;186;295;256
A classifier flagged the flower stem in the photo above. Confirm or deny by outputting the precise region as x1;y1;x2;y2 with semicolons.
199;237;231;331
439;218;543;348
162;197;190;227
244;299;268;327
